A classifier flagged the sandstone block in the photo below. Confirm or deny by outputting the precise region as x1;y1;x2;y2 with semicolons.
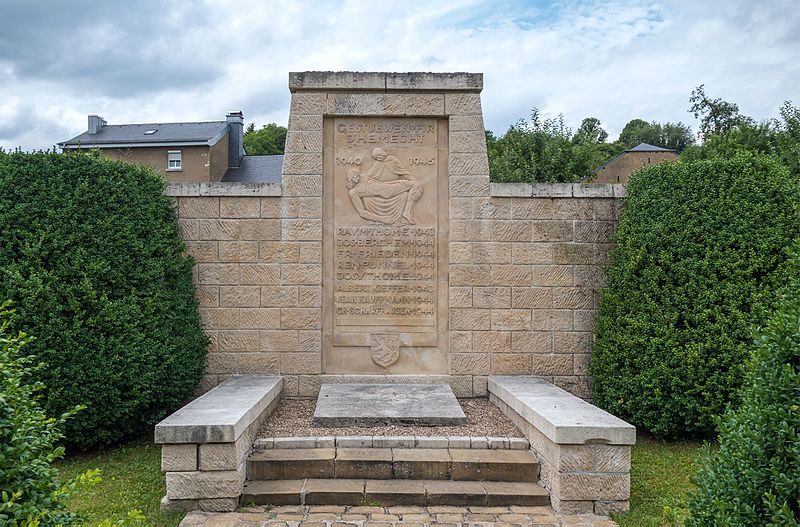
532;265;574;287
472;242;511;264
450;353;490;375
473;198;512;220
445;93;482;115
449;114;485;131
299;241;322;263
449;241;472;263
532;220;573;242
575;265;606;288
553;332;592;354
280;308;321;329
219;286;261;308
573;183;614;197
297;197;323;218
218;241;258;262
288;113;323;131
556;445;594;471
512;198;553;219
198;443;238;471
490;183;531;197
573;309;597;331
449;197;474;219
281;264;322;285
239;264;280;285
403;94;446;115
206;353;238;374
532;310;573;331
554;473;630;501
554;243;594;265
178;219;200;240
473;287;511;309
280;352;321;374
473;376;489;397
327;93;405;115
259;241;300;263
512;244;553;265
449;309;491;330
450;175;490;197
491;309;531;331
282;154;323;176
450;131;487;153
574;221;615;243
239;219;281;241
552;287;594;309
473;331;511;353
532;183;573;197
199;308;240;329
195;286;219;307
298;285;322;307
239;352;280;374
450;153;490;176
260;286;298;307
449;331;472;352
185;241;218;262
289;92;326;115
512;288;552;309
491;353;532;374
511;331;552;354
593;445;631;473
282;219;322;241
179;197;219;219
219;197;260;218
260;330;300;352
490;265;531;286
162;444;198;472
238;308;280;330
199;219;240;241
449;287;473;308
166;470;244;500
449;264;491;286
595;500;630;515
283;175;323;196
284;131;323;153
574;353;591;375
299;330;321;352
217;330;260;352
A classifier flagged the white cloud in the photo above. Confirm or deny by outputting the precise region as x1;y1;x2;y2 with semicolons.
0;0;797;150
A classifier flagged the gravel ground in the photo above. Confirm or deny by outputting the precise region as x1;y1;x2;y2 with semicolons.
258;398;524;438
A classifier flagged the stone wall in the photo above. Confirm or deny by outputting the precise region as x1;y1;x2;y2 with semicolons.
167;72;625;400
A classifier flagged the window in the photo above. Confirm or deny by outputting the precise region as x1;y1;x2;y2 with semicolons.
167;150;182;171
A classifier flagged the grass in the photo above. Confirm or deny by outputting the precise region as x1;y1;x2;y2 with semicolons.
615;434;705;527
56;438;184;527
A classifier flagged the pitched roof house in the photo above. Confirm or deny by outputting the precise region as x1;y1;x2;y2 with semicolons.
592;143;678;184
58;112;281;183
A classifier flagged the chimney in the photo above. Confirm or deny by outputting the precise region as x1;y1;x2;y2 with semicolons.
88;115;106;135
226;111;244;168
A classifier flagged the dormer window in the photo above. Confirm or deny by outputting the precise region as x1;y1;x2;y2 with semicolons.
167;151;182;171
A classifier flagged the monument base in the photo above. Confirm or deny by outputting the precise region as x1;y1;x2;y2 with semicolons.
312;384;467;427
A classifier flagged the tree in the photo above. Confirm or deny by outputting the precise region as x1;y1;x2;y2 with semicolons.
243;123;287;155
689;84;754;137
686;240;800;526
618;119;694;152
573;117;608;144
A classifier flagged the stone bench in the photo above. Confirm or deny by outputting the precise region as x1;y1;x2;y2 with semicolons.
488;376;635;516
155;375;283;512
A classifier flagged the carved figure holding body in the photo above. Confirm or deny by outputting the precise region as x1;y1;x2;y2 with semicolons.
347;148;423;225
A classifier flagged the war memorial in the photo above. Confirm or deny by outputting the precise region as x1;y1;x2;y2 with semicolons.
155;72;635;521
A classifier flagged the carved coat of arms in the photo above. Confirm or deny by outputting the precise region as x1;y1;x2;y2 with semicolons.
371;334;400;368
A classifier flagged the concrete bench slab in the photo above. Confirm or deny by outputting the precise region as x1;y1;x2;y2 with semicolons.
488;376;635;445
155;375;283;444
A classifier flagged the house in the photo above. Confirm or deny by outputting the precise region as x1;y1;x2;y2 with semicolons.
58;112;282;183
592;143;678;184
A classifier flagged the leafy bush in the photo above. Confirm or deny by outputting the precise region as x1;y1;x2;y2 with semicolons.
0;151;207;449
0;301;97;526
686;241;800;526
487;109;622;182
591;152;800;437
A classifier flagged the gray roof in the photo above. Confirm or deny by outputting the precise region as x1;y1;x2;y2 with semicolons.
222;155;283;183
60;121;229;147
627;142;676;152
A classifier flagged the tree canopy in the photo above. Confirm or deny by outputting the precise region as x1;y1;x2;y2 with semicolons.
618;119;694;152
243;122;287;155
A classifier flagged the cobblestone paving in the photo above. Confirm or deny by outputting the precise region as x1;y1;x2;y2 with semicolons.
180;505;618;527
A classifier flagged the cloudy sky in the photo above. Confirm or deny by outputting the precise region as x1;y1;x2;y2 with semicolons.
1;0;797;150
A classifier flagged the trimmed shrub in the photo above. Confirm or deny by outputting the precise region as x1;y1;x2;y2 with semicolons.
591;152;800;437
0;301;97;526
0;151;207;449
686;241;800;526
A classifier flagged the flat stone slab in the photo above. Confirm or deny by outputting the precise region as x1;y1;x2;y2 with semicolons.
155;375;282;443
313;384;466;427
489;376;635;445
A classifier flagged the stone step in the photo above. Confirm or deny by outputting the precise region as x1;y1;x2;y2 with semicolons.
242;479;549;507
247;448;538;482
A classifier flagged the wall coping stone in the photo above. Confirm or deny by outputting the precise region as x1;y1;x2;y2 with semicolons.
155;375;283;444
289;71;483;93
490;182;624;198
488;376;635;445
164;182;281;197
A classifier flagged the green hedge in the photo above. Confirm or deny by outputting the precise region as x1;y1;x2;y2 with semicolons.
591;152;799;437
0;151;207;449
687;241;800;526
